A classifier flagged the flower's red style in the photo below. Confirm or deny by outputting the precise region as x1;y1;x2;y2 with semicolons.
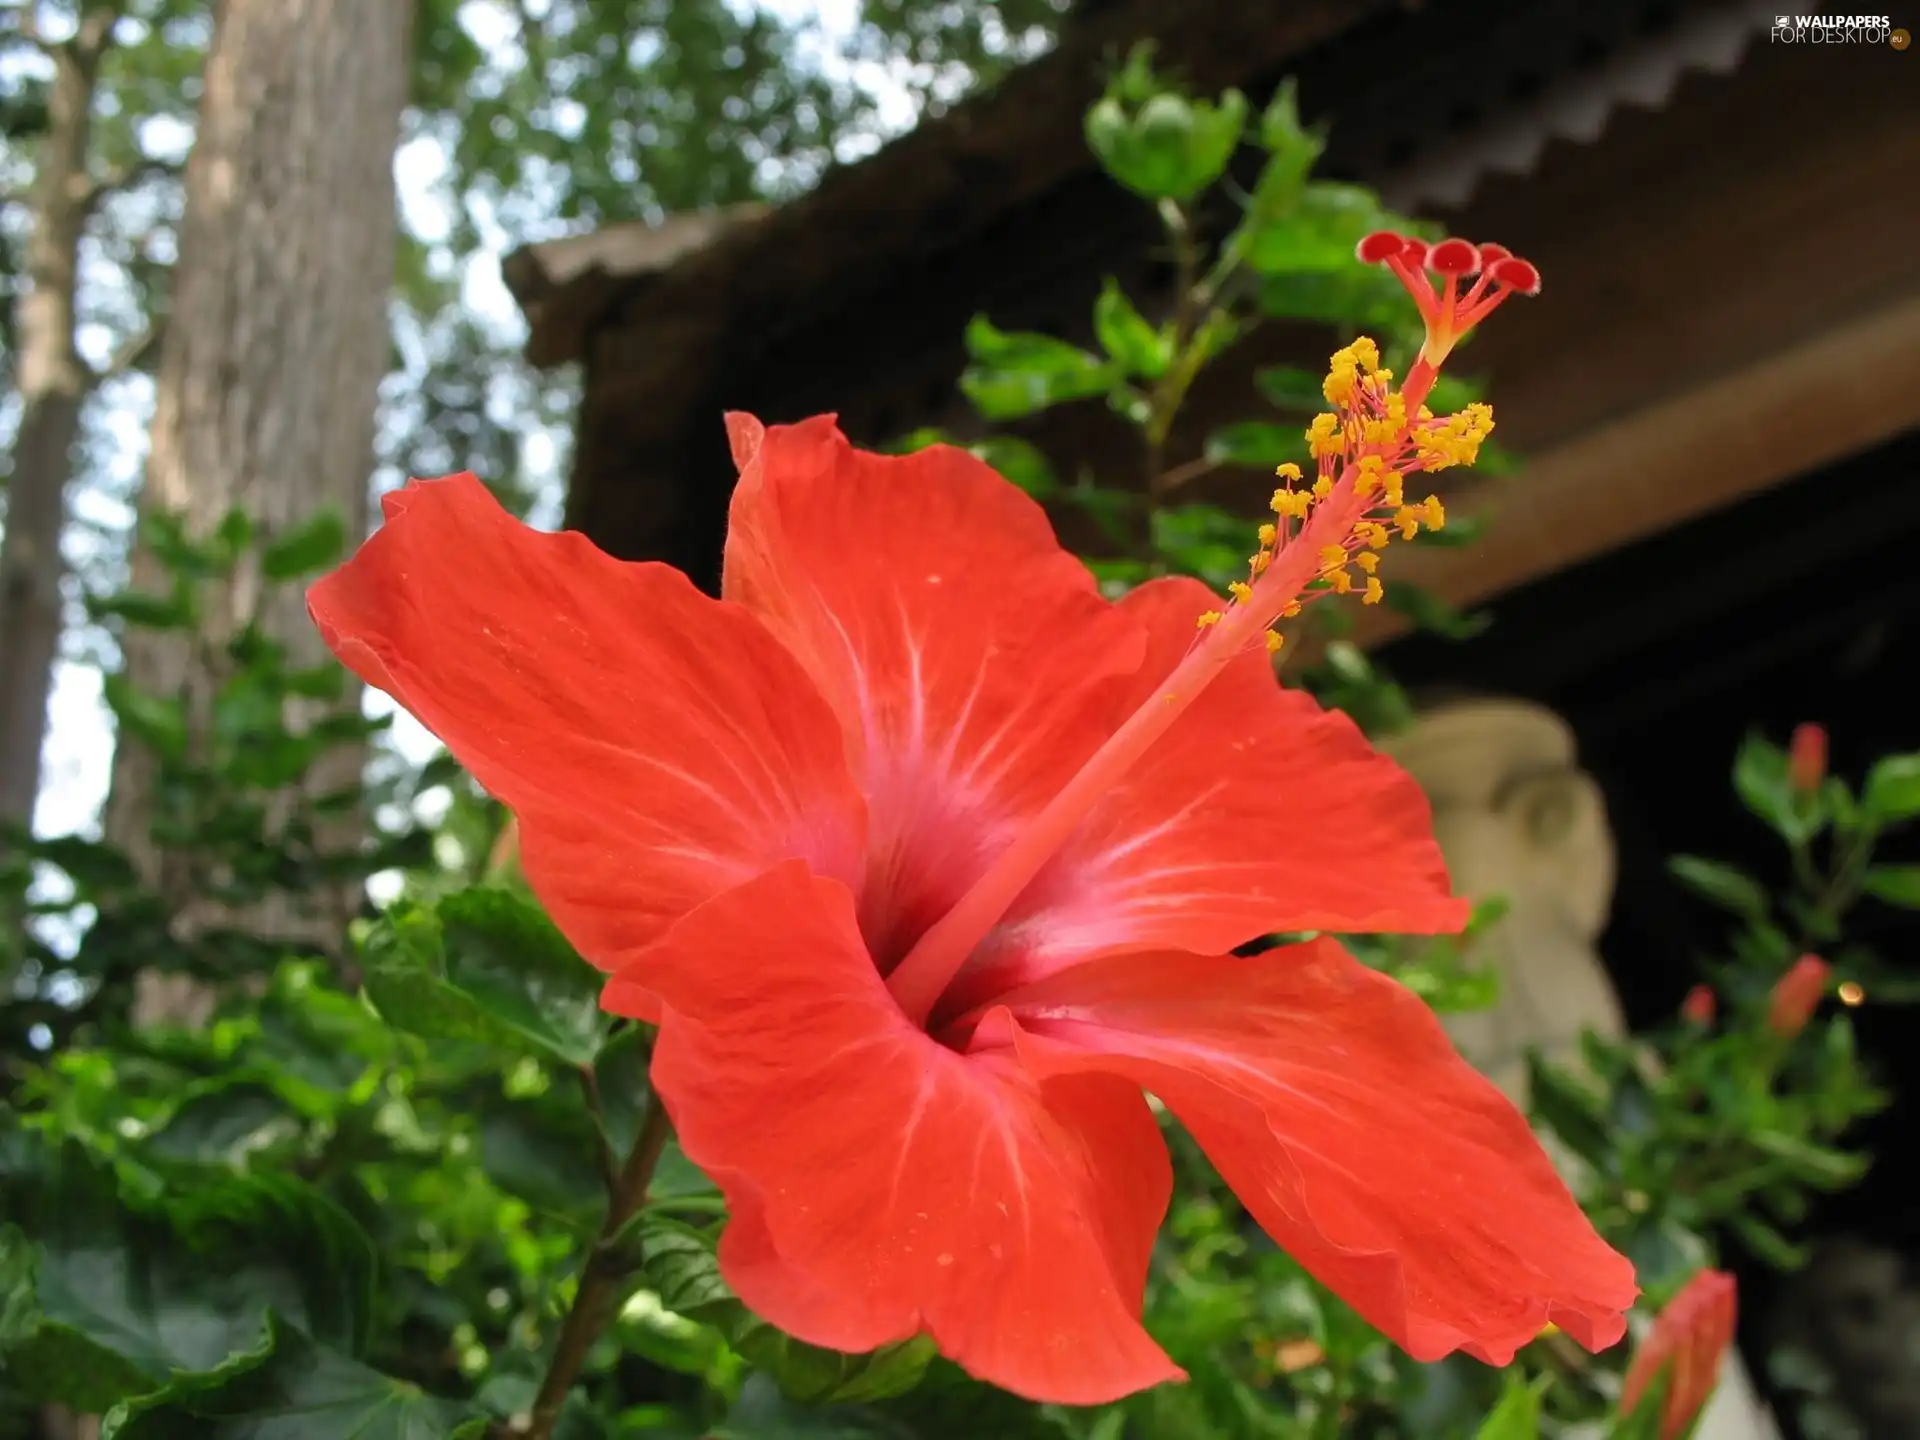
1620;1269;1738;1439
1788;722;1827;795
1680;984;1716;1026
1769;954;1831;1038
308;234;1634;1403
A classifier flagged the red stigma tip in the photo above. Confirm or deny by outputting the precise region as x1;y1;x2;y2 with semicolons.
1398;238;1430;268
1476;242;1512;266
1428;238;1479;276
1488;256;1541;295
1356;231;1408;264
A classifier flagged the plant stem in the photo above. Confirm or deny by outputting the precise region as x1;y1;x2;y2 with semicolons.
523;1093;673;1438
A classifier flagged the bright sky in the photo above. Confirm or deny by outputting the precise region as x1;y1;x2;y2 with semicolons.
27;0;936;846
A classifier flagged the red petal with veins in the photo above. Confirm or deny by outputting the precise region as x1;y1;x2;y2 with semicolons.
947;576;1464;1013
306;476;866;998
988;937;1637;1363
624;861;1181;1404
720;415;1146;972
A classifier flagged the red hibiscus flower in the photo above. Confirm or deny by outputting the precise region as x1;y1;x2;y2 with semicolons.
309;236;1634;1404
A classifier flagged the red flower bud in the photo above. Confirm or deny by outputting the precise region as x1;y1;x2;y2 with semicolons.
1788;723;1827;795
1680;984;1716;1026
1621;1269;1738;1440
1768;954;1830;1038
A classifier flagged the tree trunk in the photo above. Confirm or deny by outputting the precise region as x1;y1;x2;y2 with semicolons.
0;7;116;832
105;0;414;971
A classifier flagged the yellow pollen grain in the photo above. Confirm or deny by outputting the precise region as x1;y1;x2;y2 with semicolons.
1359;522;1389;550
1265;630;1285;654
1318;545;1347;569
1311;475;1333;500
1363;576;1385;605
1197;610;1223;628
1258;523;1277;547
1228;581;1254;605
1423;495;1447;529
1393;506;1423;540
1352;551;1379;574
1249;550;1272;574
1383;471;1405;507
1329;568;1353;595
1306;413;1346;460
1280;600;1302;619
1274;462;1303;482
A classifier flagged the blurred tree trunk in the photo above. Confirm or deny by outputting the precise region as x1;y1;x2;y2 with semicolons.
0;3;120;834
105;0;414;1000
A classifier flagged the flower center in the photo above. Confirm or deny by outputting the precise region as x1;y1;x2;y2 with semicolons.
883;233;1538;1028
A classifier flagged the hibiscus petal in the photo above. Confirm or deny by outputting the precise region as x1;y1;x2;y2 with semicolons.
951;575;1465;1010
307;476;865;991
991;937;1637;1364
720;415;1146;972
628;861;1182;1404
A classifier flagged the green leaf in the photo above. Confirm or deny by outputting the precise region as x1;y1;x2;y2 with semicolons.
1472;1374;1546;1440
640;1216;936;1405
1732;732;1813;845
1862;752;1920;823
89;587;198;631
1384;582;1490;641
477;1097;605;1229
1084;78;1246;203
1747;1131;1870;1191
1727;1211;1810;1270
1524;1054;1612;1168
1241;182;1396;276
1667;856;1771;920
1093;280;1169;380
361;889;608;1066
1203;420;1308;470
103;1313;487;1439
959;316;1113;421
104;675;191;763
1862;865;1920;907
0;1142;377;1410
969;436;1059;500
146;1081;302;1167
1253;365;1326;411
259;509;349;581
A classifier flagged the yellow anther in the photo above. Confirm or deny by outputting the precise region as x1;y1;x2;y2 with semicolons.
1311;475;1333;501
1197;610;1224;628
1228;581;1254;605
1422;495;1446;530
1275;462;1303;482
1383;470;1405;507
1352;551;1379;574
1363;576;1385;605
1270;489;1310;520
1306;413;1346;460
1318;545;1348;569
1280;600;1303;619
1249;550;1272;575
1257;523;1277;547
1393;505;1423;540
1358;522;1389;550
1329;568;1354;595
1323;360;1359;408
1265;630;1285;655
1349;337;1381;374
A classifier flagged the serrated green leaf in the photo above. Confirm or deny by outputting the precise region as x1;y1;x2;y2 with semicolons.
0;1142;377;1409
361;889;607;1066
259;509;349;581
103;1313;486;1439
639;1217;935;1405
